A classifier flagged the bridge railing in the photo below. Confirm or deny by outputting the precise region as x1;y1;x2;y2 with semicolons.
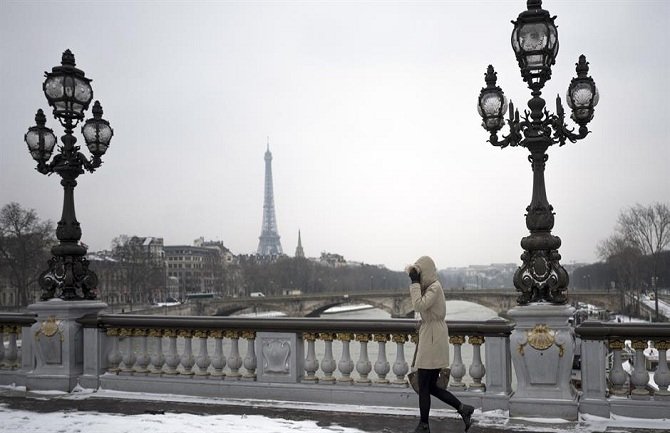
4;310;670;419
67;314;514;410
0;313;36;380
576;321;670;419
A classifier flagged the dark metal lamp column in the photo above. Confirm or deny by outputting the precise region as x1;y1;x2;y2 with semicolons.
477;0;599;306
24;50;114;301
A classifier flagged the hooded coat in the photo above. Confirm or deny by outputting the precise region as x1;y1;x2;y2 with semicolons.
409;256;450;369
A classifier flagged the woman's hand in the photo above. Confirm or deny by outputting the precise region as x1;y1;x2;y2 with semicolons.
409;267;420;284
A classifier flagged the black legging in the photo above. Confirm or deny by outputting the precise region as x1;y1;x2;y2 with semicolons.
418;368;462;423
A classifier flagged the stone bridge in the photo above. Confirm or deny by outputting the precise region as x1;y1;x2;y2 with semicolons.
150;289;620;318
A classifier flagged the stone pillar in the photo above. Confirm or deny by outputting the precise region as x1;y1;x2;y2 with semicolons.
579;337;610;417
79;325;107;389
508;304;578;420
26;299;107;392
256;332;303;383
482;321;513;412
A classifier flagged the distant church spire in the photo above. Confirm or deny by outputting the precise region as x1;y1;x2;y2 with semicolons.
295;230;305;258
257;139;283;256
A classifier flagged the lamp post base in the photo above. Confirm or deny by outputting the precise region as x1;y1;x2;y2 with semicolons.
508;303;578;420
25;299;107;392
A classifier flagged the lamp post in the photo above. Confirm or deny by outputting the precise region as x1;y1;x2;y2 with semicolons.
25;49;113;301
477;0;598;306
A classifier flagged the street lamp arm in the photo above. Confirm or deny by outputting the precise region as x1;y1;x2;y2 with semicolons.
551;96;590;146
79;151;102;173
488;103;523;149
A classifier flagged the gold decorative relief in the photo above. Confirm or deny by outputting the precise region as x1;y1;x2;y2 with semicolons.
355;333;371;343
468;336;485;346
631;340;647;351
527;324;555;351
241;330;256;340
35;316;63;341
654;340;670;351
337;332;353;342
208;329;224;339
449;335;465;345
608;339;625;350
147;328;163;338
556;343;565;358
319;333;335;342
373;333;389;343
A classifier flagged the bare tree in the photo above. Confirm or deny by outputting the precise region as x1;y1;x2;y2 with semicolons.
597;234;642;315
608;203;670;320
112;235;165;309
0;202;55;307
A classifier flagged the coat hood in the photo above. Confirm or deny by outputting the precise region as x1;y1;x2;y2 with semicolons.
414;255;438;289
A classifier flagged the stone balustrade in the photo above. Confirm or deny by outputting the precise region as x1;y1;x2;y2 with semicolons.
576;321;670;418
74;314;513;410
3;309;670;420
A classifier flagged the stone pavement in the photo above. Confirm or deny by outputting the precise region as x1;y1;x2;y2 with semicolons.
0;391;664;433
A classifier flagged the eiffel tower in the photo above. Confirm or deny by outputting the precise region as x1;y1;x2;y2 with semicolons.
257;140;283;256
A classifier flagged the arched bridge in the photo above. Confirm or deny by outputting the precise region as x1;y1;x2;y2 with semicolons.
155;289;620;318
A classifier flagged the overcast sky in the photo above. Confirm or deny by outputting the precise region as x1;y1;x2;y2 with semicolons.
1;0;668;271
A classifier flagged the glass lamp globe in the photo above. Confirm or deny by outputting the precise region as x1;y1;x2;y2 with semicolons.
24;109;57;162
43;50;93;123
82;101;113;157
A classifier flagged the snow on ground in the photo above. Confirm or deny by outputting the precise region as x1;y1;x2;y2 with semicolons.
641;296;670;318
0;404;366;433
1;385;670;432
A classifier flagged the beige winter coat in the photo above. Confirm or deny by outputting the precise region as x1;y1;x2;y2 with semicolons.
410;256;450;369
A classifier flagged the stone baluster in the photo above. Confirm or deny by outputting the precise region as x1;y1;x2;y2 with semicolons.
226;330;243;379
209;330;226;378
4;326;18;369
630;339;650;398
133;329;150;374
373;333;390;384
148;329;165;374
391;333;409;386
242;331;257;380
303;332;319;383
608;339;628;396
355;333;372;385
448;335;466;390
337;332;354;384
468;335;486;391
320;333;337;384
163;329;180;375
120;328;136;373
194;330;211;376
654;340;670;398
106;328;122;373
179;329;195;375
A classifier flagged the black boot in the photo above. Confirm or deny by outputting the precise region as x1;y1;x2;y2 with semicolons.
412;421;430;433
458;404;474;432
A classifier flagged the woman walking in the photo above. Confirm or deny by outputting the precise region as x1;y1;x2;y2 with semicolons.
408;256;474;433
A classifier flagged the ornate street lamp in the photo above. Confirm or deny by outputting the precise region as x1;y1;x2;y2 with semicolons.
25;49;113;301
477;0;598;305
